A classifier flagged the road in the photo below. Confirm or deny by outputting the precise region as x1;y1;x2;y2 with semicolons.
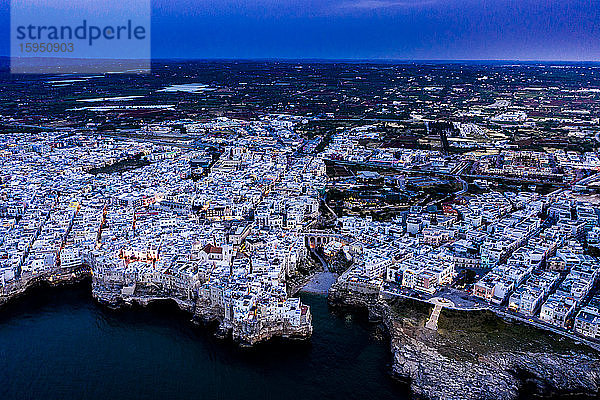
382;285;488;311
456;178;468;195
381;285;600;351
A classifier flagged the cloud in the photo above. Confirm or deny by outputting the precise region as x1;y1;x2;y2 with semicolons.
339;0;438;10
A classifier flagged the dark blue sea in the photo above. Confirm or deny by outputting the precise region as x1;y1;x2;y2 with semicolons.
0;283;409;400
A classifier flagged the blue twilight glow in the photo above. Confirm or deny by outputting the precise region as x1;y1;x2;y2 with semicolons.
1;0;599;60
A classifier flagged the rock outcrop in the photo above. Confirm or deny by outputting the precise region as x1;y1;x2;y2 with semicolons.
92;282;312;346
329;289;600;400
384;301;600;400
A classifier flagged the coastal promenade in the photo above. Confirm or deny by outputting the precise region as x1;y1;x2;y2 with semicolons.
381;286;600;352
425;298;455;330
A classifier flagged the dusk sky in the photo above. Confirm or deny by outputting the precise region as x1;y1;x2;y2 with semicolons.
1;0;599;60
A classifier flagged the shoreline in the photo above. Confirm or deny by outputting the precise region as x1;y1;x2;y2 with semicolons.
91;281;313;347
328;282;600;400
0;266;92;308
380;290;600;352
1;266;312;347
4;265;599;400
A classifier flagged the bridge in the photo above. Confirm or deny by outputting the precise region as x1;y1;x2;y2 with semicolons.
301;230;353;249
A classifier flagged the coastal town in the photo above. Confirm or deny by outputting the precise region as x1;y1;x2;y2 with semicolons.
2;111;600;348
0;120;320;345
2;62;600;399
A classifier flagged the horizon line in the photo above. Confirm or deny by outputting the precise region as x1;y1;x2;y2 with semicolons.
153;58;600;64
1;56;600;64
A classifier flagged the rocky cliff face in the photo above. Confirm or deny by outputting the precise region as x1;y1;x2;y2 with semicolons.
92;282;312;346
484;351;599;396
329;289;600;400
390;323;519;400
384;300;600;400
389;324;600;399
328;282;379;311
1;267;91;307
